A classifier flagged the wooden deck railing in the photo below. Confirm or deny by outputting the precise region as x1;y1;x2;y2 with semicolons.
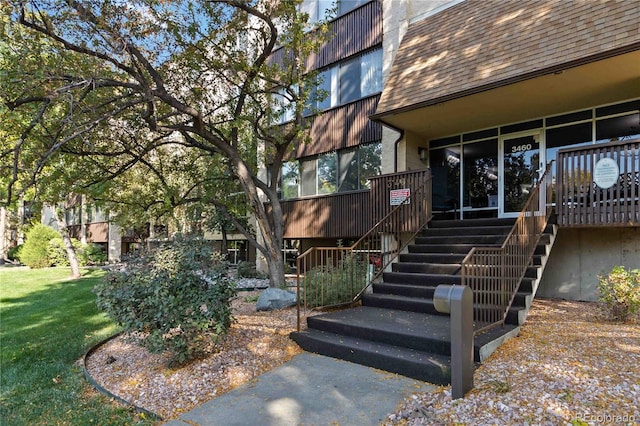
556;138;640;227
295;169;432;330
461;162;554;333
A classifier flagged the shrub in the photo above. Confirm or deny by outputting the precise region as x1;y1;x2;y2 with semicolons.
7;244;22;261
597;266;640;322
19;224;61;269
94;235;236;365
236;260;267;279
78;243;108;266
302;255;369;308
47;237;83;267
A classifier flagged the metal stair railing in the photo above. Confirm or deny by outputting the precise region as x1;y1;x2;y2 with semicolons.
461;162;554;334
295;170;432;331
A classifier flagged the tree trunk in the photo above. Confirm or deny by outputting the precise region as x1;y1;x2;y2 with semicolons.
54;206;81;279
0;207;6;265
233;161;286;288
254;199;286;288
221;227;228;258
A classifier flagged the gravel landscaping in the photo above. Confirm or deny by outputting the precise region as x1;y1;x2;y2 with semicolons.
385;299;639;425
86;293;639;424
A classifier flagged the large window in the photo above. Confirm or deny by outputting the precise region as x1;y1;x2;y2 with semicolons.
463;139;498;209
358;142;382;188
280;142;381;199
311;48;382;112
317;152;338;194
281;161;300;199
274;87;295;124
283;48;382;122
360;49;383;98
429;98;640;217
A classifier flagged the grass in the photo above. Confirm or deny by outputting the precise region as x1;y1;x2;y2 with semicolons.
0;267;156;425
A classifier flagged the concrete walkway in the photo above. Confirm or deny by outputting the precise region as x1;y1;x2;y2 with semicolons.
164;353;435;426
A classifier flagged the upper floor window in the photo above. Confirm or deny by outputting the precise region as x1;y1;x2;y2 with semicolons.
281;161;300;199
309;48;382;114
274;87;296;124
338;0;368;15
302;0;369;26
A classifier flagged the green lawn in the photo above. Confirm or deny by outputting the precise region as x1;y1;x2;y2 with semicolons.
0;267;156;425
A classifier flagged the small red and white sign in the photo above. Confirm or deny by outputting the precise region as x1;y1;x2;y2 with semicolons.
390;188;410;206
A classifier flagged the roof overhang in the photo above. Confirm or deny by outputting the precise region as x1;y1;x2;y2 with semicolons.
372;48;640;140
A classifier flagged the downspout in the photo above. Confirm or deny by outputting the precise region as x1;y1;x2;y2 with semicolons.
376;121;405;173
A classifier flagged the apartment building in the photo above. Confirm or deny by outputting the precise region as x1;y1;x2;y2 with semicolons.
276;0;639;300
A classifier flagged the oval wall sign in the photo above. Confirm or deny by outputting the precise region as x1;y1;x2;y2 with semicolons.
593;157;619;189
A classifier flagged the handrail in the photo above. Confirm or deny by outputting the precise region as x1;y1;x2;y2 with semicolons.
461;161;554;334
296;169;432;331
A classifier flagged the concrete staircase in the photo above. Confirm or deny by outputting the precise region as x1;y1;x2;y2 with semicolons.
291;217;557;384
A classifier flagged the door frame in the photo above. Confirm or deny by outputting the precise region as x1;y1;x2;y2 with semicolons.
498;129;545;218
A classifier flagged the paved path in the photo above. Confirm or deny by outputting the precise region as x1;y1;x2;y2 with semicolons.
164;353;435;426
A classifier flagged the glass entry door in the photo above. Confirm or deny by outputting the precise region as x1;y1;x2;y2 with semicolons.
499;131;544;217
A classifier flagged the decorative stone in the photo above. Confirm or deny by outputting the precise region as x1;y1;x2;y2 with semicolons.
255;288;297;311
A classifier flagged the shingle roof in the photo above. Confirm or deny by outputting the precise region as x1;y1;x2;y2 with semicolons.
374;0;640;118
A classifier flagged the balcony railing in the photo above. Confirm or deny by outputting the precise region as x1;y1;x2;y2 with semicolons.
279;190;372;239
556;138;640;227
461;162;554;333
269;0;383;72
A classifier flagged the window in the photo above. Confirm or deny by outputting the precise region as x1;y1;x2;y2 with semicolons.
274;87;295;124
338;0;367;15
358;142;382;188
463;139;498;208
303;0;367;26
302;0;336;25
596;113;640;142
316;68;337;110
339;148;359;192
317;152;338;194
360;49;382;98
312;48;382;112
339;57;361;104
280;142;381;198
300;159;317;196
430;146;461;212
281;161;300;199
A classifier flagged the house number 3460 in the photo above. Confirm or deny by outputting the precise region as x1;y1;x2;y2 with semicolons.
511;143;533;153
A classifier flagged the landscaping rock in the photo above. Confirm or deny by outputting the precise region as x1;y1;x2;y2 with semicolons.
256;288;297;311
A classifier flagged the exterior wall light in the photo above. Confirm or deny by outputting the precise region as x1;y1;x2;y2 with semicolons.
418;147;428;162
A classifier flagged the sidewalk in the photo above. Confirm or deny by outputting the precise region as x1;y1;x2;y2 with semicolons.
164;353;435;426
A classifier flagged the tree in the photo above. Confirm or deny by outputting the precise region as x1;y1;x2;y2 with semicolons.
0;16;86;277
1;1;327;286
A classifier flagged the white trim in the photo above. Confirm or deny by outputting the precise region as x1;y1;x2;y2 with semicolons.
409;0;466;25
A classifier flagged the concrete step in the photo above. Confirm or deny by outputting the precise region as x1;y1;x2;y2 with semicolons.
399;253;467;264
392;262;460;275
428;218;516;229
382;272;462;286
372;282;437;299
408;243;500;254
420;225;513;237
362;293;440;315
290;329;452;384
306;306;451;354
414;234;506;245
